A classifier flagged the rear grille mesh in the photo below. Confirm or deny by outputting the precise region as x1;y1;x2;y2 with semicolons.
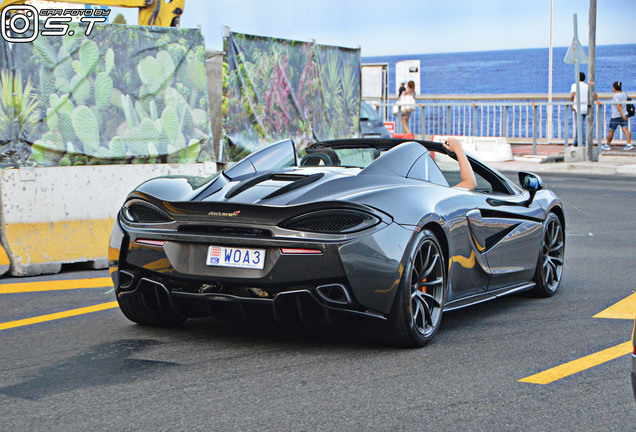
126;204;173;223
285;214;366;233
178;225;272;237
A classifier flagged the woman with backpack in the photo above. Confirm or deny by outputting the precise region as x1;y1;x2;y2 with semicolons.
602;81;632;151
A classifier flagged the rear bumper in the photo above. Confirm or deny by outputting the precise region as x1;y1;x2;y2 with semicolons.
116;274;386;325
111;217;416;316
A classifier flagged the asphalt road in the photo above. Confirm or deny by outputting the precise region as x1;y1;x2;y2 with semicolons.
0;172;635;431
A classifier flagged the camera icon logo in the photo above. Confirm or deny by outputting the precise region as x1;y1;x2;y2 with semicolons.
1;5;39;43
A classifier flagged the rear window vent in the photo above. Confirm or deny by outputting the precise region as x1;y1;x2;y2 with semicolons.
225;173;272;199
263;173;324;200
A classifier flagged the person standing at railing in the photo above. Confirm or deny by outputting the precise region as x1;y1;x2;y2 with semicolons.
602;81;632;151
398;82;406;98
570;72;597;147
400;81;416;135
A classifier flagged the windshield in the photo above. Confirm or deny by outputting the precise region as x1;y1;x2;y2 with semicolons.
360;102;382;122
301;147;385;168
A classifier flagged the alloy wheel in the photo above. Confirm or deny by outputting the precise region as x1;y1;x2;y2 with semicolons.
410;239;445;337
541;216;564;292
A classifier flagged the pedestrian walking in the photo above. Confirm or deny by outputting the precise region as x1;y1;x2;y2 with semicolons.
601;81;632;151
570;72;597;147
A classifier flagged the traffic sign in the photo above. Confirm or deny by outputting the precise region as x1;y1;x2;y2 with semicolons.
564;39;588;64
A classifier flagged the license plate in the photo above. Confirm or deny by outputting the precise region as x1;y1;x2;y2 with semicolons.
206;246;265;270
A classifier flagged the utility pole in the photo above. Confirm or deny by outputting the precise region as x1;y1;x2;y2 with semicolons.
572;14;584;159
547;0;554;144
587;0;597;161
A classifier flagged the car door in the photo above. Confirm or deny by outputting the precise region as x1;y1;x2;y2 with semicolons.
432;151;544;291
464;160;545;290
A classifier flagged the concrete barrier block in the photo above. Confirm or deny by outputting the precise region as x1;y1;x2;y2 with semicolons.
472;137;513;162
430;135;477;154
564;146;585;162
0;163;215;277
0;243;9;276
432;135;513;162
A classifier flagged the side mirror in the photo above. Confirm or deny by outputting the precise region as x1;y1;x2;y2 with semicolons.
518;172;543;206
519;172;543;191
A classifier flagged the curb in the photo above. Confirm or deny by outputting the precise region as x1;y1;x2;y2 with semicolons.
489;160;636;177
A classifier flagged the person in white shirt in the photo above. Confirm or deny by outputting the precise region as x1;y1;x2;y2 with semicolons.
570;72;597;147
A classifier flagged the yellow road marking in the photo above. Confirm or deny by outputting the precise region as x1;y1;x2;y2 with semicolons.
0;301;118;331
519;341;633;385
0;277;112;294
594;292;636;320
520;292;636;385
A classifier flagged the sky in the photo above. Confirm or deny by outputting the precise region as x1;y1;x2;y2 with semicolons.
114;0;636;56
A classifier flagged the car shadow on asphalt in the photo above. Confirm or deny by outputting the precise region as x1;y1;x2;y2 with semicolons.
0;339;178;400
114;291;537;351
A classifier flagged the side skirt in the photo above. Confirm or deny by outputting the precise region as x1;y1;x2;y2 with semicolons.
443;282;536;312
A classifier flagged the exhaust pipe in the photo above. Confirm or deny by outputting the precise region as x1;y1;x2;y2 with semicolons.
315;284;352;306
118;270;137;291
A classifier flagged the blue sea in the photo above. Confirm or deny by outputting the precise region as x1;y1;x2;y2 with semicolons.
363;44;636;95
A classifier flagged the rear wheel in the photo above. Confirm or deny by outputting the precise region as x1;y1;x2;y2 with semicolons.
531;212;565;297
117;291;186;327
387;229;446;347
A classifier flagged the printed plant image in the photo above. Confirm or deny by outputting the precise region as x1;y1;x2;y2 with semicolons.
0;69;40;167
223;32;361;161
0;24;213;167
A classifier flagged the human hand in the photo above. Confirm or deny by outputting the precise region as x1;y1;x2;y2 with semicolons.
442;137;464;155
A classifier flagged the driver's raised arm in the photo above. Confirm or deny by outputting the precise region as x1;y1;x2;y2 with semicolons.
442;137;477;191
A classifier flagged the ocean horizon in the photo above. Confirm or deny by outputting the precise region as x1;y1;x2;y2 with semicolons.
362;43;636;96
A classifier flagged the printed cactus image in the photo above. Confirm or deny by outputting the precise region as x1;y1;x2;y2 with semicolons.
2;24;213;167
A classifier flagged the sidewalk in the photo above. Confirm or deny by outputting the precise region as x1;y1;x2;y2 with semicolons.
488;144;636;177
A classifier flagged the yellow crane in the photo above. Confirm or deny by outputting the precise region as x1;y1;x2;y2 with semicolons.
0;0;185;27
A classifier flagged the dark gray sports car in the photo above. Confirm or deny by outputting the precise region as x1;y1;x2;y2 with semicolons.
108;138;565;347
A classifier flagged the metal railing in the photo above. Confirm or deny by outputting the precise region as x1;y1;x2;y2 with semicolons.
366;93;633;145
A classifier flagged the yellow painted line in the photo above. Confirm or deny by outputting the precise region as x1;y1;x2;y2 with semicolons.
0;277;113;294
594;292;636;320
519;341;633;385
0;301;119;331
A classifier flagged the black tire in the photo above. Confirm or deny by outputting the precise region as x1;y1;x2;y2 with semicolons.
531;212;565;297
116;291;186;327
386;229;446;347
